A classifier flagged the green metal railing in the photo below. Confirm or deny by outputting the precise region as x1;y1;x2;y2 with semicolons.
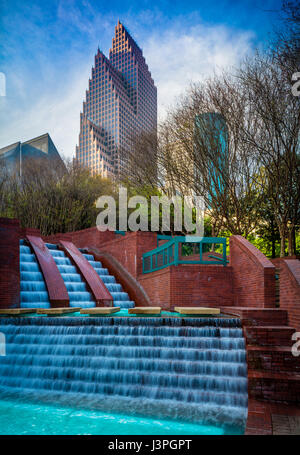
115;230;126;236
142;235;228;273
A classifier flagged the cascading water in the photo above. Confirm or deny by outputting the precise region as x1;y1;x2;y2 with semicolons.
45;243;95;309
0;316;248;429
20;240;135;309
20;240;51;308
79;250;135;309
13;239;248;432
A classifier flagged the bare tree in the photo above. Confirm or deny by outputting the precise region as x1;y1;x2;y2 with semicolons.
121;129;159;191
156;75;266;238
238;50;300;256
121;4;300;253
275;1;300;69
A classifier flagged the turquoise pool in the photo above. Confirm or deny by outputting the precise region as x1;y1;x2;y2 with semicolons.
0;316;247;435
0;398;243;435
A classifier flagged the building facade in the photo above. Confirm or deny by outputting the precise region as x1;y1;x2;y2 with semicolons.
0;133;64;175
75;20;157;178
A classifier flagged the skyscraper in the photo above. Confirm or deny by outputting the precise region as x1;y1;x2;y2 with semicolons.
194;112;229;204
76;20;157;178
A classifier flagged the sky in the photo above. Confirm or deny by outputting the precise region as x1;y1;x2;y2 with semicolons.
0;0;284;159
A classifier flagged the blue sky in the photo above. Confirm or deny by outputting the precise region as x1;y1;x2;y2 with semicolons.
0;0;284;158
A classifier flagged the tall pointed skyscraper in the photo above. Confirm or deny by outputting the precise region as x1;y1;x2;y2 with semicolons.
76;21;157;178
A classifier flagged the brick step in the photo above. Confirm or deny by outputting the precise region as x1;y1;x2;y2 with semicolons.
247;346;300;373
221;307;288;326
244;326;295;346
248;370;300;403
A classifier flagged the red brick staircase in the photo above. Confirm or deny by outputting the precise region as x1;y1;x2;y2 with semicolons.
222;307;300;404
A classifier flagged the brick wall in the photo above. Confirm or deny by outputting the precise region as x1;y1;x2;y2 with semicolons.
99;231;157;278
279;259;300;331
44;229;157;279
0;218;58;309
271;256;300;269
0;218;20;308
139;264;234;310
1;217;281;312
43;227;115;249
230;235;276;308
139;268;171;309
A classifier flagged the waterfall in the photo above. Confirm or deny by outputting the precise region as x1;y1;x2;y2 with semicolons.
20;240;135;309
80;250;135;308
44;243;95;308
20;241;51;308
0;316;248;428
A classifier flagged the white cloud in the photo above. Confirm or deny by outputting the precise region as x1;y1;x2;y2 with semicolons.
143;24;255;119
0;61;92;158
0;16;255;159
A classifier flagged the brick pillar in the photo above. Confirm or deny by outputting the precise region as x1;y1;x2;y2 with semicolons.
0;218;21;309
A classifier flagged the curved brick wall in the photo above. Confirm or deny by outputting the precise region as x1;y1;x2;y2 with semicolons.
27;235;69;307
230;235;276;308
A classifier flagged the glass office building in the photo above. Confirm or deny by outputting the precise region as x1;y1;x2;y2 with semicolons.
76;21;157;178
0;133;65;176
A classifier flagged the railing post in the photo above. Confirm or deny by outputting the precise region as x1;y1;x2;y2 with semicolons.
222;239;227;266
199;240;203;263
174;239;179;266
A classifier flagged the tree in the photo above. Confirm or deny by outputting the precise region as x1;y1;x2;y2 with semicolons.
0;158;116;235
239;51;300;256
159;75;267;238
275;1;300;69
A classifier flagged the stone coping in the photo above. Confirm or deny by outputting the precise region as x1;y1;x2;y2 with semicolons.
128;307;161;314
0;308;37;315
36;307;81;315
80;307;120;315
174;307;220;315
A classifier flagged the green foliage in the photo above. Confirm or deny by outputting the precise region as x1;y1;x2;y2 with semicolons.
0;159;116;236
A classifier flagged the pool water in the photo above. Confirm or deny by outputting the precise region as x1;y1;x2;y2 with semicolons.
0;398;243;435
0;315;247;435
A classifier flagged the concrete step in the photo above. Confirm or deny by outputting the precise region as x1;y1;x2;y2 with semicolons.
244;326;296;347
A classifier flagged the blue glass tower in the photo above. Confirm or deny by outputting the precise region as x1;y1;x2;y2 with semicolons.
194;112;228;202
